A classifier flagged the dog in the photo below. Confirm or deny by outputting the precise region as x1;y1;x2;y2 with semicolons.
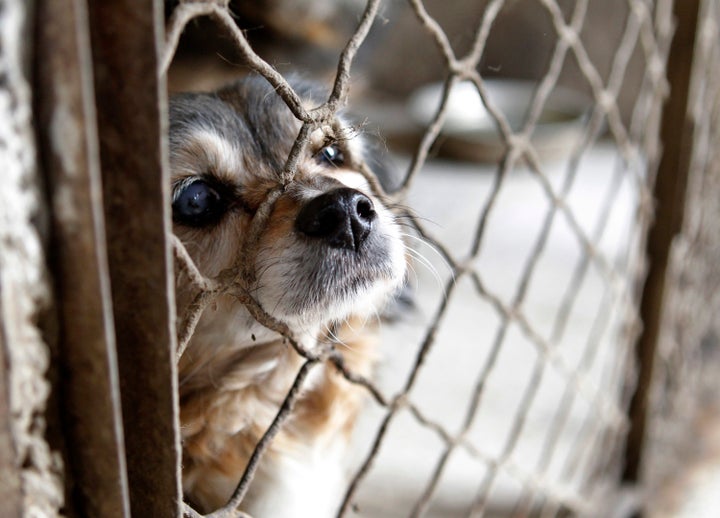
169;75;407;516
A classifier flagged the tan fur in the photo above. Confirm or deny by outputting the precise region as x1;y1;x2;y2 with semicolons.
179;319;376;512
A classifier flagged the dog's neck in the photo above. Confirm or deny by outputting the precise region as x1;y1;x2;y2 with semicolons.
177;297;325;388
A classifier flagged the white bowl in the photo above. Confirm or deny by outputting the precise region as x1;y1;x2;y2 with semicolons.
408;79;591;162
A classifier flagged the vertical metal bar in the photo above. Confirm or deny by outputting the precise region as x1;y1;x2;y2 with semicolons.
34;0;132;516
622;0;701;485
0;319;22;518
85;1;182;516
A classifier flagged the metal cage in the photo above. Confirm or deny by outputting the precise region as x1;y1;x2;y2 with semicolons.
1;0;718;516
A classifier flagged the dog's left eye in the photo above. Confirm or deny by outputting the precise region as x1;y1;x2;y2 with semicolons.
172;179;228;227
317;144;345;166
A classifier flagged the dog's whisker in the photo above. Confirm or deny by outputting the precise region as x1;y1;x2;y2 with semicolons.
405;260;421;287
405;246;445;293
324;324;356;352
367;304;382;329
399;234;443;275
400;232;454;281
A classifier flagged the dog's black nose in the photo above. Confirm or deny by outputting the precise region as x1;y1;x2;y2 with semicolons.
296;187;377;251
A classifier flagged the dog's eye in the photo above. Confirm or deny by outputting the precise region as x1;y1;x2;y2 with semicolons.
317;144;345;166
172;179;227;226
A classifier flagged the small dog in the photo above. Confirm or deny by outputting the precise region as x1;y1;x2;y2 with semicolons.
170;76;407;516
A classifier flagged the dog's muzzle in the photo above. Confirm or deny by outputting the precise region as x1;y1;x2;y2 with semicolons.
295;187;377;252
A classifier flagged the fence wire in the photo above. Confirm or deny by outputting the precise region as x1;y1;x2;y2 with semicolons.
162;1;674;516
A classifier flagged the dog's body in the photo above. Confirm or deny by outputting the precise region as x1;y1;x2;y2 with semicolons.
170;76;406;516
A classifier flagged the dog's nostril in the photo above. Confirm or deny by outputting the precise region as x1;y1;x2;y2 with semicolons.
356;197;375;222
296;187;376;251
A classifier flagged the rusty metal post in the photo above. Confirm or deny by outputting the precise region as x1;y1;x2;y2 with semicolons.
34;0;132;516
85;0;182;516
622;0;702;485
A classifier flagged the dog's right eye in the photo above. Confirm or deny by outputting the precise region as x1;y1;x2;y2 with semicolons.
172;179;227;227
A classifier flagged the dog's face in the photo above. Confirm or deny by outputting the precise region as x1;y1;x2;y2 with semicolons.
169;77;406;337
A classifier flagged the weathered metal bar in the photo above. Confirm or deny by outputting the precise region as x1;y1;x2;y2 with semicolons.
85;1;182;516
34;0;132;516
622;0;702;485
0;320;22;518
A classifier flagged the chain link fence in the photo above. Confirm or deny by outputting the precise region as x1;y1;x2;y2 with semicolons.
1;0;718;517
164;0;671;515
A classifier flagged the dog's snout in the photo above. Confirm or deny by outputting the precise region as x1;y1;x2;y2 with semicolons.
296;187;377;251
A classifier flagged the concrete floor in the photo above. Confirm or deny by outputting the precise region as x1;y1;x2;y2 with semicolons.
348;142;643;516
347;136;720;517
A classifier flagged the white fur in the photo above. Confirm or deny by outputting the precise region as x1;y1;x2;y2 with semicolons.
243;440;348;518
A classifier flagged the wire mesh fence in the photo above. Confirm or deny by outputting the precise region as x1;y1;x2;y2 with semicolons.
162;0;672;516
2;0;718;517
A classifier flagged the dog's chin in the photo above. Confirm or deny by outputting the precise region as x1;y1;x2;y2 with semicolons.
285;282;401;332
254;243;407;332
255;271;404;332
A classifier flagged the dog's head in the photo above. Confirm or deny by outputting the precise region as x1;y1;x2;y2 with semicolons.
169;76;406;342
